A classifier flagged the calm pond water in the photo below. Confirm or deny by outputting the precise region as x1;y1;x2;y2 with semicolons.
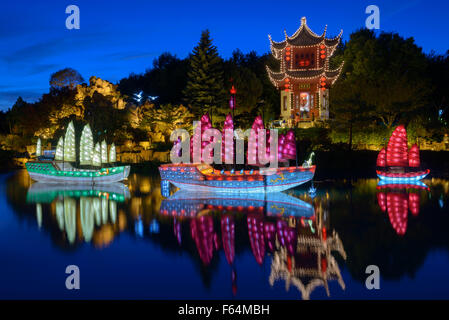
1;169;448;299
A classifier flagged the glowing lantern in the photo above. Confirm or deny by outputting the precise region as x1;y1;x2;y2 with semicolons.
55;136;64;161
222;113;234;163
386;125;408;167
80;124;93;165
63;121;76;162
408;144;420;167
36;138;42;157
376;148;387;167
92;142;101;166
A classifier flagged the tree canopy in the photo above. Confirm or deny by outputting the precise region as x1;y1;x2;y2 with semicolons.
49;68;84;90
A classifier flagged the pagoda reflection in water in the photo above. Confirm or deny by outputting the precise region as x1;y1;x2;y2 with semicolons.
376;180;429;235
160;189;346;299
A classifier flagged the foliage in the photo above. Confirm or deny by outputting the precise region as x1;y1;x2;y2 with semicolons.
183;30;227;123
49;68;84;90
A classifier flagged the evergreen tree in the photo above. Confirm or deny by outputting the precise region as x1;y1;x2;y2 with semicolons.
184;30;226;124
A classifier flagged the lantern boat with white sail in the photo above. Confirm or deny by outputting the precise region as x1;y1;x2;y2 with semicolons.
26;121;130;184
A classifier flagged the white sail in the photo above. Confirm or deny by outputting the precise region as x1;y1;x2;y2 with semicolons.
109;143;116;163
92;142;101;167
101;140;108;164
80;124;93;165
36;138;42;157
55;136;64;161
64;121;76;162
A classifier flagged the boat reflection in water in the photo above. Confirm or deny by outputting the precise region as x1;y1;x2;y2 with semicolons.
160;190;347;300
26;182;130;246
376;180;429;236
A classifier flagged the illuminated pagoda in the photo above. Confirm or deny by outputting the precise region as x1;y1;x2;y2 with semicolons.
266;17;344;128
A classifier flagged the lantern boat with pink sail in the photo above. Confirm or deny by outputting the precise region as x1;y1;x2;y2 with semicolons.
376;125;429;181
159;114;315;193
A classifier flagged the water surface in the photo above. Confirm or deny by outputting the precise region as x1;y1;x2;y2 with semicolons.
1;169;448;299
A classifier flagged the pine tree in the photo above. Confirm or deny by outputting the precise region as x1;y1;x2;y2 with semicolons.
184;30;226;124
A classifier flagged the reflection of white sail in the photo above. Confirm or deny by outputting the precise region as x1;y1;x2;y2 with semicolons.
109;143;116;163
36;203;42;228
101;140;108;164
64;121;76;162
93;142;101;167
109;200;117;224
56;200;64;230
93;198;101;226
36;138;42;157
101;197;108;224
64;198;77;244
55;137;64;161
80;197;94;242
80;124;94;165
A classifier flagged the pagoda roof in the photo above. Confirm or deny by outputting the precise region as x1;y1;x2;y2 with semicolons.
266;64;344;86
269;17;342;50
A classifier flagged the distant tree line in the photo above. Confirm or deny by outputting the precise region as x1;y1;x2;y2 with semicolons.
0;28;448;157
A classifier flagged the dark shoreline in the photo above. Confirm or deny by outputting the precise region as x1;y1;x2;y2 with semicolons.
3;150;449;179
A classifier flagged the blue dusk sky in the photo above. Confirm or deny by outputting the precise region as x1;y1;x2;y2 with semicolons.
0;0;448;110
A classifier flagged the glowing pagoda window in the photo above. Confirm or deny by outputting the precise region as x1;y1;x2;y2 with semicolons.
300;93;310;119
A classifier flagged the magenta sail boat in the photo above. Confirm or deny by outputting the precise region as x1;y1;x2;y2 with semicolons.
376;125;429;181
160;114;315;194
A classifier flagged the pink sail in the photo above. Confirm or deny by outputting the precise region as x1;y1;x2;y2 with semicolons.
190;113;215;162
282;130;297;160
377;148;386;167
247;116;265;165
386;125;408;167
408;144;420;167
222;113;234;164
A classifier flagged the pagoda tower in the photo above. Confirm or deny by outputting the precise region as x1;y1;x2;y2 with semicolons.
266;17;344;128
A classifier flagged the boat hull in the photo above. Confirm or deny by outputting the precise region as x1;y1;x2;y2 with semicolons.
26;161;130;184
159;164;315;193
376;169;429;182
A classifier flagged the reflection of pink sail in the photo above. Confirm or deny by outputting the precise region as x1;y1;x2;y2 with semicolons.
264;222;276;252
247;214;265;264
174;218;182;245
387;193;408;236
408;193;420;216
191;216;215;265
221;215;235;265
377;192;387;211
277;220;297;256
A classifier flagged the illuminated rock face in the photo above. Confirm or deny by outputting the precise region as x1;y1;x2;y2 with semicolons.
75;76;126;110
